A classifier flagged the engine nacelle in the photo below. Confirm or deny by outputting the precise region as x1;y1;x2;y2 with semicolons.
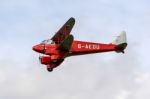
39;56;64;71
40;56;51;65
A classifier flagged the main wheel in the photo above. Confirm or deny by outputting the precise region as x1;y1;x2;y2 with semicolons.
47;68;53;72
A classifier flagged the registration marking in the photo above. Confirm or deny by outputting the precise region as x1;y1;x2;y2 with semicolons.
77;44;100;49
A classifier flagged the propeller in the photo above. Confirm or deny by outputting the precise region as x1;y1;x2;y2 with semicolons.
38;54;42;65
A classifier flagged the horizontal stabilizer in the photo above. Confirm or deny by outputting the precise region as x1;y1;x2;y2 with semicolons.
115;43;127;53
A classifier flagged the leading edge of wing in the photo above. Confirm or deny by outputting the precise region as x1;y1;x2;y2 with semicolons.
51;17;75;44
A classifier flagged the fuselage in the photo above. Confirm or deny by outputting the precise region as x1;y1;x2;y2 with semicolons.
33;40;116;59
70;40;116;56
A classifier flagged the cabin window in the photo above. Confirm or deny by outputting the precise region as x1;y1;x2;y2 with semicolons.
41;39;55;45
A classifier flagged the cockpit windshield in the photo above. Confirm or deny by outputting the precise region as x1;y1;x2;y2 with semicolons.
41;39;55;44
42;40;47;43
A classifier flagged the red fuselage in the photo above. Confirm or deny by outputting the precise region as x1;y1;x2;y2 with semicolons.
32;40;116;71
70;41;116;56
33;40;116;58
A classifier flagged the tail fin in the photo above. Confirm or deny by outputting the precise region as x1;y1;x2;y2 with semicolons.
112;31;127;53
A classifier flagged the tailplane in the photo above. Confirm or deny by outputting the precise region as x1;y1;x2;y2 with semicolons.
112;31;127;53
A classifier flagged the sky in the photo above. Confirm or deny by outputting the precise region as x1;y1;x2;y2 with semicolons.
0;0;150;99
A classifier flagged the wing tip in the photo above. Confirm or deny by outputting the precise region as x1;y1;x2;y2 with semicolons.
70;17;75;22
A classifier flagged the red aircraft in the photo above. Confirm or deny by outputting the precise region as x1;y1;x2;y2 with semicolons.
32;17;127;72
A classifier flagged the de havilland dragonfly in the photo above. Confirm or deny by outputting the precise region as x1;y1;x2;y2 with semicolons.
32;17;127;72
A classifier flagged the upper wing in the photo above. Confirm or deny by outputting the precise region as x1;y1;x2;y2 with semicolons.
51;17;75;44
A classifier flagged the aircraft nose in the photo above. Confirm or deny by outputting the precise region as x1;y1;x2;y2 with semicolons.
32;44;45;53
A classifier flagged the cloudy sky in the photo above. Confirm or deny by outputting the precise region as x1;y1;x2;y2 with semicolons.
0;0;150;99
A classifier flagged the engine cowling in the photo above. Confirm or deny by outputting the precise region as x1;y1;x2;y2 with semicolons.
40;56;51;65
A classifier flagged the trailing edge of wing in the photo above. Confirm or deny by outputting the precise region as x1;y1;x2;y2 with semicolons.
59;34;74;51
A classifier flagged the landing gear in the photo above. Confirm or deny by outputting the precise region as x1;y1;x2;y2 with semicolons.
46;59;64;72
47;68;53;72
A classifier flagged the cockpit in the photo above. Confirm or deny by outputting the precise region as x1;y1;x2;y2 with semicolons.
41;39;55;45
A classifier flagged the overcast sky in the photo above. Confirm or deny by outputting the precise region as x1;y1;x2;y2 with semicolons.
0;0;150;99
